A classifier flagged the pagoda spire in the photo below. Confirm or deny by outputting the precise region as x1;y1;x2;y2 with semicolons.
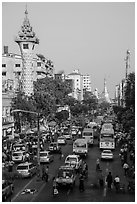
104;78;111;103
25;3;28;18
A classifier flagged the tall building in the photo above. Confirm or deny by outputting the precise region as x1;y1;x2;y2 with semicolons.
67;69;83;101
82;75;91;92
15;8;39;96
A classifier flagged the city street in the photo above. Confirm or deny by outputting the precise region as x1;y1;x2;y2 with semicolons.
9;139;134;202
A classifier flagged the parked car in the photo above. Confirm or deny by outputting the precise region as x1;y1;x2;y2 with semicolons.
39;151;54;163
55;165;76;188
2;180;14;201
12;151;26;163
57;136;66;145
101;150;114;160
65;154;82;170
16;162;37;178
48;142;61;153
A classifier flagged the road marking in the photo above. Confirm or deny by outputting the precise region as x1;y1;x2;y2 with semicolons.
30;182;46;202
30;174;53;202
11;176;36;202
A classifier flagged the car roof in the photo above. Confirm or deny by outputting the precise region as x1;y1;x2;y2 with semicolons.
17;162;32;166
66;154;79;158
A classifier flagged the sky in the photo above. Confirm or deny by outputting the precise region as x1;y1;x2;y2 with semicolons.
2;1;135;98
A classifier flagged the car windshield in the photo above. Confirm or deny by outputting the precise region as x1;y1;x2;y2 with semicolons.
75;143;86;148
83;132;92;136
40;152;48;156
17;165;28;170
13;152;23;156
58;137;64;140
66;157;77;162
58;169;73;178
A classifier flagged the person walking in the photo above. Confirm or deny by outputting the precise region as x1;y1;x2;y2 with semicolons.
106;172;113;189
96;158;100;171
45;166;49;182
42;164;46;180
79;173;85;192
123;162;129;176
114;175;120;192
52;177;58;196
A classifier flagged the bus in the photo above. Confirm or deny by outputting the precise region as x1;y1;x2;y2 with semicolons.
99;128;115;150
82;128;94;145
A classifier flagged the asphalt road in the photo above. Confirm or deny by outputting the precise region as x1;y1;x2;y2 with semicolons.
9;138;135;202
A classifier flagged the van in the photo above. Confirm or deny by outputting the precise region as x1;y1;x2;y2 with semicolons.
82;128;94;145
16;162;37;178
73;139;88;157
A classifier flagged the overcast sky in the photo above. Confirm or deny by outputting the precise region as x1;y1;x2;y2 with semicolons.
2;2;135;98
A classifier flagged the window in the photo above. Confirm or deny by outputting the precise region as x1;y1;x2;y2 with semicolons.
2;72;6;76
2;64;6;67
15;64;20;67
37;62;41;67
23;44;29;49
17;72;21;75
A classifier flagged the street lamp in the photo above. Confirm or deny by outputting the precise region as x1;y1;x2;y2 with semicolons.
11;109;40;166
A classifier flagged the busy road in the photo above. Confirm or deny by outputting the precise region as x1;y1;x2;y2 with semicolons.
4;133;134;202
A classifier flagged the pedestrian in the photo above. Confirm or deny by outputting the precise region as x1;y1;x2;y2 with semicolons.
79;173;85;192
45;166;49;182
82;161;88;178
52;177;58;196
98;171;104;188
42;164;46;180
123;162;129;176
106;172;113;189
114;175;120;192
96;158;100;171
26;152;30;162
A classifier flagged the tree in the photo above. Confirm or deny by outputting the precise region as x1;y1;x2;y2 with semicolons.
124;72;135;111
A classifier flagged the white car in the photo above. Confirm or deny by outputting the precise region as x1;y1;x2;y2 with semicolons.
16;162;37;178
57;136;66;145
101;150;113;160
12;151;26;162
65;154;82;170
39;151;54;163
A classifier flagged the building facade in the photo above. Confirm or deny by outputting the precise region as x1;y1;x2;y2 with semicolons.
2;93;14;139
66;69;83;101
82;74;91;92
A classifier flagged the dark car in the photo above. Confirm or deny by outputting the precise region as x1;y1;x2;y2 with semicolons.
48;142;61;153
55;166;76;188
2;180;14;201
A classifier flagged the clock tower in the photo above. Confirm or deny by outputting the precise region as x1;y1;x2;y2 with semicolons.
15;7;39;96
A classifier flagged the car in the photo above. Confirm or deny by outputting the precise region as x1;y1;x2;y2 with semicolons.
39;151;54;163
63;128;72;140
16;162;37;178
12;151;26;162
55;165;76;188
2;180;14;201
101;150;114;160
57;136;66;145
48;142;61;153
65;154;82;170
